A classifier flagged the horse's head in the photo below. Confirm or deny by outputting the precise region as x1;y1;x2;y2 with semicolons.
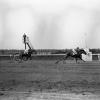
79;49;87;55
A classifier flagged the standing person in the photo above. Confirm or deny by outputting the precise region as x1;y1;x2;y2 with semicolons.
23;33;27;49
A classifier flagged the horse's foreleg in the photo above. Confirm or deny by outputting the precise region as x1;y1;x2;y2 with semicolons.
82;58;85;62
79;57;85;62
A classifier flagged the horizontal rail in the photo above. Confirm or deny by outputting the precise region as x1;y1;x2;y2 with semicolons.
0;54;66;56
0;54;100;61
0;53;100;56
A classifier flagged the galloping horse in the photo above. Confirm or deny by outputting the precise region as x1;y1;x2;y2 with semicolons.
55;49;87;64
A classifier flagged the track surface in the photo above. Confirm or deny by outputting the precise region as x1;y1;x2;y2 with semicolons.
0;60;100;100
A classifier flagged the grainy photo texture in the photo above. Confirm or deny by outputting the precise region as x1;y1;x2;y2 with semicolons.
0;0;100;100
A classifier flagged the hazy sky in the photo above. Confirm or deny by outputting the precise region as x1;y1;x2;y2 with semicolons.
0;0;100;49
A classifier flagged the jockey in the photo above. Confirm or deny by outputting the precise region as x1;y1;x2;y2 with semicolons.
72;48;77;55
75;47;80;55
72;47;80;55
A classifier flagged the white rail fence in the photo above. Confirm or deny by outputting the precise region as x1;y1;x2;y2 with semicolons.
82;53;100;61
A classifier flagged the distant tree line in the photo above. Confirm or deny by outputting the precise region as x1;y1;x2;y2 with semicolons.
89;49;100;54
0;48;100;55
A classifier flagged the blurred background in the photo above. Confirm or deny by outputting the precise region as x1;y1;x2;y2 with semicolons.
0;0;100;49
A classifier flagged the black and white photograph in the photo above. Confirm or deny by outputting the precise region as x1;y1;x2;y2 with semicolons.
0;0;100;100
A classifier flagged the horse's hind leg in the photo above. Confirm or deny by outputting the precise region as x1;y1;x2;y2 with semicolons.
63;55;70;64
55;58;63;64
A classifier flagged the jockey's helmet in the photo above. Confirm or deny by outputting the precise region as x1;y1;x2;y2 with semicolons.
76;47;79;50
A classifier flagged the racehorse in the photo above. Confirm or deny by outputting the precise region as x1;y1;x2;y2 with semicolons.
14;49;37;61
55;49;87;64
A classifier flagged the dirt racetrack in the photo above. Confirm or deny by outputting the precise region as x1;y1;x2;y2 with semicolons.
0;60;100;100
